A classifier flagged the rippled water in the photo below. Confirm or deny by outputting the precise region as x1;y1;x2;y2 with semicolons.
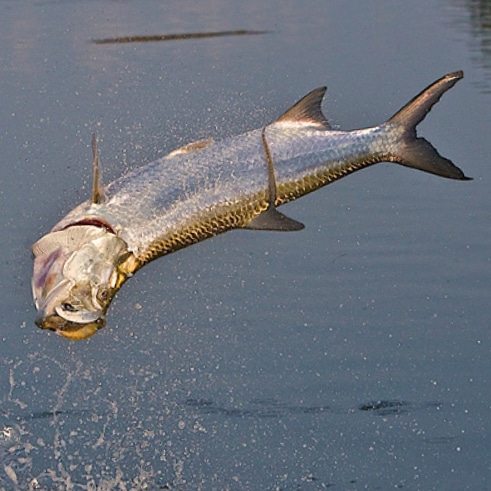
0;1;490;489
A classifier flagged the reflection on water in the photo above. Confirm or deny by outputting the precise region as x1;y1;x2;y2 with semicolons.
447;0;491;92
93;29;268;44
465;0;491;68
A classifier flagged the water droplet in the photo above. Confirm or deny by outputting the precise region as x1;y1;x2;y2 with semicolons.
0;425;21;449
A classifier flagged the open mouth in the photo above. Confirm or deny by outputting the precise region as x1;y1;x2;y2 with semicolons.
36;314;105;340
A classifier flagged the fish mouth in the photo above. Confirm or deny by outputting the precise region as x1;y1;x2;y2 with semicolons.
35;313;105;340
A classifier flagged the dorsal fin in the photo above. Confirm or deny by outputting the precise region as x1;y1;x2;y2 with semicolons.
91;134;104;204
275;87;330;129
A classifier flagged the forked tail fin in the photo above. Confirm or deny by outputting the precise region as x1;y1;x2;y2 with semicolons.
388;71;471;180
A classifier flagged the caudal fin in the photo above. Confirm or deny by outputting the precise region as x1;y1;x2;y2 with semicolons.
388;71;471;180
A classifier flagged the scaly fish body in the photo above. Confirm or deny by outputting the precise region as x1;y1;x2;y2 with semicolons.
54;125;389;260
32;72;470;339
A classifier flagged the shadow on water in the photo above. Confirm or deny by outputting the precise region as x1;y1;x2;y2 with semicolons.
186;397;442;419
92;30;268;45
0;394;448;491
0;351;449;490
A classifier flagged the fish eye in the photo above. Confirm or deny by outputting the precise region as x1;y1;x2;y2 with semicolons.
97;288;109;303
61;302;77;312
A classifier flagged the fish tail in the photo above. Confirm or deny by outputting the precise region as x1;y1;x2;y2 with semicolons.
387;71;471;180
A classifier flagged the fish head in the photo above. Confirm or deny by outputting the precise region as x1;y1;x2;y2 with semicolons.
32;225;132;340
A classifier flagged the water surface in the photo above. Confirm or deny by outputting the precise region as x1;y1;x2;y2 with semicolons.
0;1;489;489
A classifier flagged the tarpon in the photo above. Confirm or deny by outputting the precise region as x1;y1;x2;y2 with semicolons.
31;71;470;339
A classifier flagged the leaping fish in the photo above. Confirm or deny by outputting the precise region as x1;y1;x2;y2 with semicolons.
31;71;470;340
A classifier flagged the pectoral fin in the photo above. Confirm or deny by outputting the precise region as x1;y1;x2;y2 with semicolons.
91;134;104;204
244;127;304;232
245;208;304;231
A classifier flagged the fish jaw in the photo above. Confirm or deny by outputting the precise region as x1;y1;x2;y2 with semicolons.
36;313;104;340
31;225;133;339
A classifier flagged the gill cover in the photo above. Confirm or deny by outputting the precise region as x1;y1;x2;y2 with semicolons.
32;225;129;339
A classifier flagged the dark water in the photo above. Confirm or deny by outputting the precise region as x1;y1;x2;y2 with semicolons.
0;1;490;489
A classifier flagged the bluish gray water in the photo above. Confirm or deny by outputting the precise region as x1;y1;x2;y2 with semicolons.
0;1;489;489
